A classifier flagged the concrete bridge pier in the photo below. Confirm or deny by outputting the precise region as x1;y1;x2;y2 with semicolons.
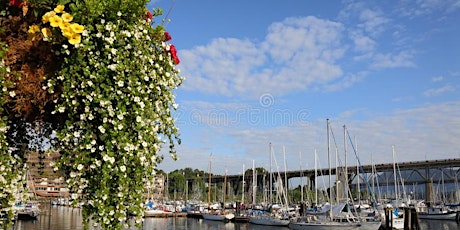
425;165;432;204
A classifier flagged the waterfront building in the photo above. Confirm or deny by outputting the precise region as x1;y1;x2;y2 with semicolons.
25;151;68;198
146;174;166;200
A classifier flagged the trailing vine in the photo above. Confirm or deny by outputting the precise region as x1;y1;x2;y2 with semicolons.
1;0;182;229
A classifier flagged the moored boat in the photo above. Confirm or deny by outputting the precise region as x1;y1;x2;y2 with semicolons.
14;203;40;220
248;214;290;226
416;202;459;221
202;212;234;221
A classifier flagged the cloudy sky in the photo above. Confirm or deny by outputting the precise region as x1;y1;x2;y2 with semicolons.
148;0;460;176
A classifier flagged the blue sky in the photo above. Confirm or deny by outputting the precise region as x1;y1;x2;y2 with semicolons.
148;0;460;176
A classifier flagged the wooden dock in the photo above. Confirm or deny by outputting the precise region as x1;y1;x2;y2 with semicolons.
144;212;187;218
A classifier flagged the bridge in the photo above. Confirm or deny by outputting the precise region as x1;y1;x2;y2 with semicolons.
207;158;460;202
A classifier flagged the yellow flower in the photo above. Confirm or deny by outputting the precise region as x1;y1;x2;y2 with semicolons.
54;5;65;13
61;13;73;23
28;25;40;34
42;11;56;23
68;33;81;45
41;28;52;38
49;15;63;28
59;22;71;31
62;29;74;39
70;23;85;34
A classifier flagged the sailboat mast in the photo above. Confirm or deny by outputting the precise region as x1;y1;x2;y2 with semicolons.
343;125;348;203
224;168;227;209
283;145;289;207
392;145;398;201
335;147;339;203
300;151;304;203
315;149;318;206
371;154;375;201
242;164;245;204
208;154;212;206
269;142;273;204
252;160;256;205
356;136;360;205
327;119;332;220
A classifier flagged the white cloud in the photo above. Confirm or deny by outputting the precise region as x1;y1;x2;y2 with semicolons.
179;16;346;98
424;85;455;97
357;8;390;37
323;72;367;92
448;71;460;77
160;100;460;174
370;50;416;69
431;76;444;82
349;30;376;52
397;0;460;18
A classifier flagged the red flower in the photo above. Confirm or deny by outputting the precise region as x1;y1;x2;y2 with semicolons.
9;0;24;8
164;32;172;42
146;11;153;21
169;45;180;65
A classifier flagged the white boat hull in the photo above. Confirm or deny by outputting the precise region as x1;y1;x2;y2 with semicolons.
249;216;290;226
202;213;225;221
202;213;234;221
358;221;382;230
289;221;360;230
418;211;458;220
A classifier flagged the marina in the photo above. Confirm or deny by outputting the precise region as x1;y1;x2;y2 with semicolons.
8;149;460;230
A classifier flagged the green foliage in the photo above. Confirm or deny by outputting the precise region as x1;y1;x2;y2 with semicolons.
1;1;182;229
69;0;149;24
168;171;186;193
0;42;25;230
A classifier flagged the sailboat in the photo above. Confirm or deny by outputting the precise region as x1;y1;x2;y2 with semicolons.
290;119;380;230
380;145;405;229
248;143;290;226
201;154;234;222
416;200;459;220
415;172;459;221
14;168;41;220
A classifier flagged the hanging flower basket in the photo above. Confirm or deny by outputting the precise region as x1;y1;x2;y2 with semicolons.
1;1;183;229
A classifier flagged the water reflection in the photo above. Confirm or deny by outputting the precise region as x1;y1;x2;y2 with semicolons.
419;219;460;230
11;204;459;230
13;205;84;230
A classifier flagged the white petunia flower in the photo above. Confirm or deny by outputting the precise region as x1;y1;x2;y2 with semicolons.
108;64;117;71
98;126;106;134
139;101;145;109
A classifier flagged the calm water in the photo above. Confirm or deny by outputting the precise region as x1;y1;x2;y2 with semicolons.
10;204;460;230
